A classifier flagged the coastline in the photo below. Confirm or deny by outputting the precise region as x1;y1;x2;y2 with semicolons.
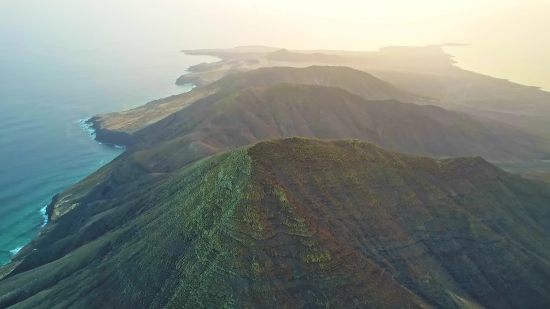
0;50;220;267
442;45;550;92
7;204;49;259
9;117;121;262
42;82;201;224
4;79;203;265
81;82;208;146
79;117;132;148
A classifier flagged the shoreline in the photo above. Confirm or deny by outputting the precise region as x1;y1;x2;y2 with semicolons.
6;204;48;261
1;53;218;267
4;117;131;264
442;45;550;93
9;246;23;256
79;117;132;148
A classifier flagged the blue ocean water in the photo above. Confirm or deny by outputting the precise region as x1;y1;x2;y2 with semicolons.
0;45;217;265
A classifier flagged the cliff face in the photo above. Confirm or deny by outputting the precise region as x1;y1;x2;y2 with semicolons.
1;138;550;309
37;83;545;250
87;116;135;147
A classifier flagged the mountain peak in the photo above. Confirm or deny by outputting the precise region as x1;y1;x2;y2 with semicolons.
3;138;549;308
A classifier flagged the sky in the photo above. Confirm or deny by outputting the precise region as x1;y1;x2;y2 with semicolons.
0;0;542;49
227;0;499;23
1;0;548;89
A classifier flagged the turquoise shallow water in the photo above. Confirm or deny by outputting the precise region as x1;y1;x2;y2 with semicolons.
0;45;216;265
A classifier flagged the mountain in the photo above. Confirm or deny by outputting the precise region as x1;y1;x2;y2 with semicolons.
2;138;550;309
90;66;550;164
134;83;548;163
69;84;549;233
65;84;548;236
91;66;422;145
179;46;550;140
13;82;545;290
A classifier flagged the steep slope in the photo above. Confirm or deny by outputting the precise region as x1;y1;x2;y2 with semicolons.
1;139;550;309
77;83;547;230
32;84;548;257
135;83;548;163
90;66;421;143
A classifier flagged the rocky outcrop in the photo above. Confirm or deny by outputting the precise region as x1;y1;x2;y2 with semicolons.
174;74;205;87
86;116;135;147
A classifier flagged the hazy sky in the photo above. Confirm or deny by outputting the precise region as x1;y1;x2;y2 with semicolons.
0;0;543;49
1;0;548;89
226;0;499;23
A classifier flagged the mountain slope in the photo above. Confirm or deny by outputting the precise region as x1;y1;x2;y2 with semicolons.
19;84;546;263
1;138;550;309
90;66;421;144
135;83;548;163
29;84;547;256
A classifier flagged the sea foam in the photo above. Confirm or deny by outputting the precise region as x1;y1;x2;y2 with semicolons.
10;246;23;256
40;205;48;227
78;117;96;140
78;117;127;149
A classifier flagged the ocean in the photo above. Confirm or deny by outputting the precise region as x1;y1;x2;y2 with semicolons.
0;45;216;265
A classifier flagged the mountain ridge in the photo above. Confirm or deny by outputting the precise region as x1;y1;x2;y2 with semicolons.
3;63;550;309
179;46;550;141
134;83;549;163
89;66;423;145
24;83;546;261
1;138;550;308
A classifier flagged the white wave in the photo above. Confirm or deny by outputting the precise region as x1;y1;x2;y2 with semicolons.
10;246;23;255
77;117;127;149
78;117;96;140
40;205;48;227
